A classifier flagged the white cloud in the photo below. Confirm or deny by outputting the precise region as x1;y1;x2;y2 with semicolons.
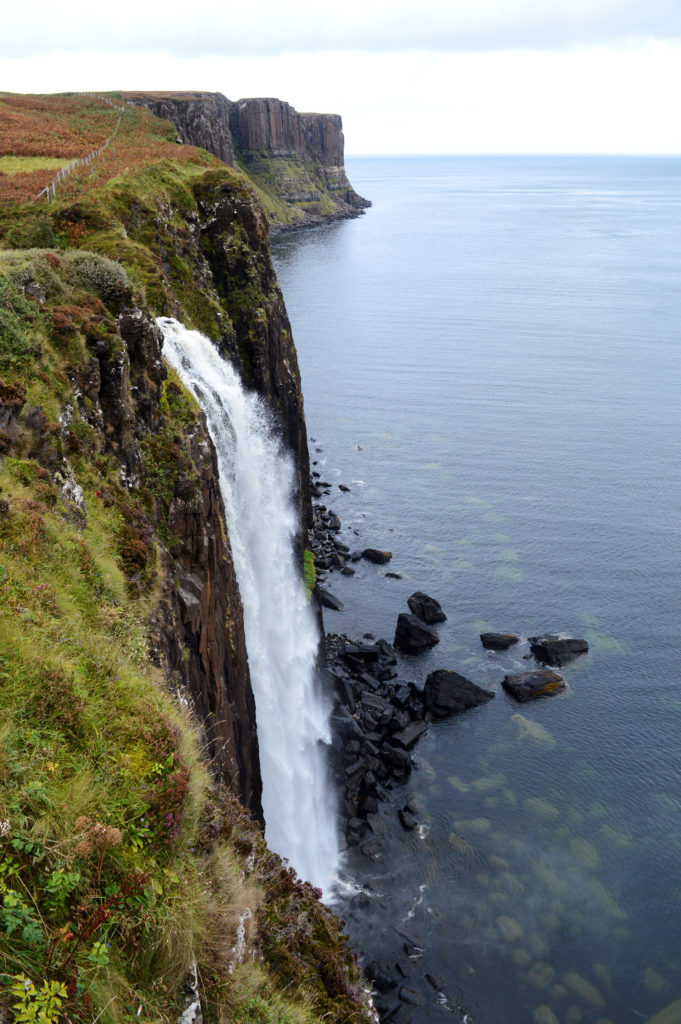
3;43;680;154
2;0;681;58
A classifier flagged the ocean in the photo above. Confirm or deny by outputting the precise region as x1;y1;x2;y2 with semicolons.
271;156;681;1024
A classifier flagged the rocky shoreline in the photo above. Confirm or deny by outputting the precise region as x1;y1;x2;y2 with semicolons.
307;453;590;1023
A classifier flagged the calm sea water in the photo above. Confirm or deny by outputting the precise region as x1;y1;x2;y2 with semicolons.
272;156;681;1024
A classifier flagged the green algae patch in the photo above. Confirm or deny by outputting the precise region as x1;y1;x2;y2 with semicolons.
471;774;506;793
562;972;606;1010
528;963;556;989
644;997;681;1024
532;1005;560;1024
644;969;671;996
453;817;492;836
524;796;561;822
496;915;523;941
512;714;558;748
569;837;601;868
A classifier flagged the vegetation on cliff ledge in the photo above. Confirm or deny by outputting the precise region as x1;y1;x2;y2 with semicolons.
0;95;371;1024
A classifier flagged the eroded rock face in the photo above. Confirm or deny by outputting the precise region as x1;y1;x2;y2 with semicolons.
125;91;235;165
300;113;345;166
155;419;263;821
231;97;305;156
80;309;263;819
193;175;312;530
126;90;370;233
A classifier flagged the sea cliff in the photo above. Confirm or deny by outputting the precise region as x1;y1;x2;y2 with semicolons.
0;93;372;1023
124;90;371;233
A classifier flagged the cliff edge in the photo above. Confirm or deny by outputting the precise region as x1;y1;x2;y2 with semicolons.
125;90;371;233
0;94;372;1023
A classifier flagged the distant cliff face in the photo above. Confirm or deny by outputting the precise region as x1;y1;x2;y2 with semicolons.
125;91;235;165
125;91;370;234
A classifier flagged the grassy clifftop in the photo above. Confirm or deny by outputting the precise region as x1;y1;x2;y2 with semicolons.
0;95;371;1024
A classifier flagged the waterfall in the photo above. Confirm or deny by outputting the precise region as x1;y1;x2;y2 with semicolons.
158;318;337;893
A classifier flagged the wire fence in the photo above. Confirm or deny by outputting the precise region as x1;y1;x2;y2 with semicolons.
34;95;126;203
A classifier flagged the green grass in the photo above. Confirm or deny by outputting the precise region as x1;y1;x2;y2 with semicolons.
0;156;72;175
0;240;371;1024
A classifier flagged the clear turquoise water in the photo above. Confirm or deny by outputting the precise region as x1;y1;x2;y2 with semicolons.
272;156;681;1024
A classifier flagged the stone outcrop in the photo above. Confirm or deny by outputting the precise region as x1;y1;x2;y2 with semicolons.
423;669;494;718
394;612;440;653
480;631;519;650
124;91;235;165
125;91;370;234
155;419;263;821
529;634;589;666
192;173;312;530
77;309;264;818
502;669;565;702
407;591;447;624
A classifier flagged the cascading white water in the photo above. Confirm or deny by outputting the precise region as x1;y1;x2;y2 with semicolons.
158;318;337;893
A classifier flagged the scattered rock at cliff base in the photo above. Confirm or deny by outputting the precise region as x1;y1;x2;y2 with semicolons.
316;586;345;612
529;634;589;666
390;719;428;750
423;669;494;718
394;613;440;653
481;631;520;650
502;669;565;702
398;801;420;830
363;547;393;564
407;591;447;624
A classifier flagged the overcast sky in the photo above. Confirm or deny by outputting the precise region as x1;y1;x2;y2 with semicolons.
2;0;680;154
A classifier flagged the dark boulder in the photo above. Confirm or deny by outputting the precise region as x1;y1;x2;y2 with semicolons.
363;548;392;564
398;801;420;830
529;634;589;666
502;669;565;702
480;632;519;650
394;613;440;653
423;669;494;718
407;591;447;624
390;720;428;749
316;586;345;612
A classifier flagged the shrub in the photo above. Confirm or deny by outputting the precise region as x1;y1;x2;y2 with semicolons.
65;252;130;308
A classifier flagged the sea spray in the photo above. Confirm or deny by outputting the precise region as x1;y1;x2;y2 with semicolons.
159;318;338;892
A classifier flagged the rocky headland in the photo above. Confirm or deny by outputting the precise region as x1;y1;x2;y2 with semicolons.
124;90;371;234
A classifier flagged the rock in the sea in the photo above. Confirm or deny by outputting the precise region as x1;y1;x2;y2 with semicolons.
529;634;589;666
407;591;447;624
423;669;494;718
398;801;420;830
316;586;345;612
394;613;440;653
363;548;392;564
481;632;519;650
502;669;565;702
